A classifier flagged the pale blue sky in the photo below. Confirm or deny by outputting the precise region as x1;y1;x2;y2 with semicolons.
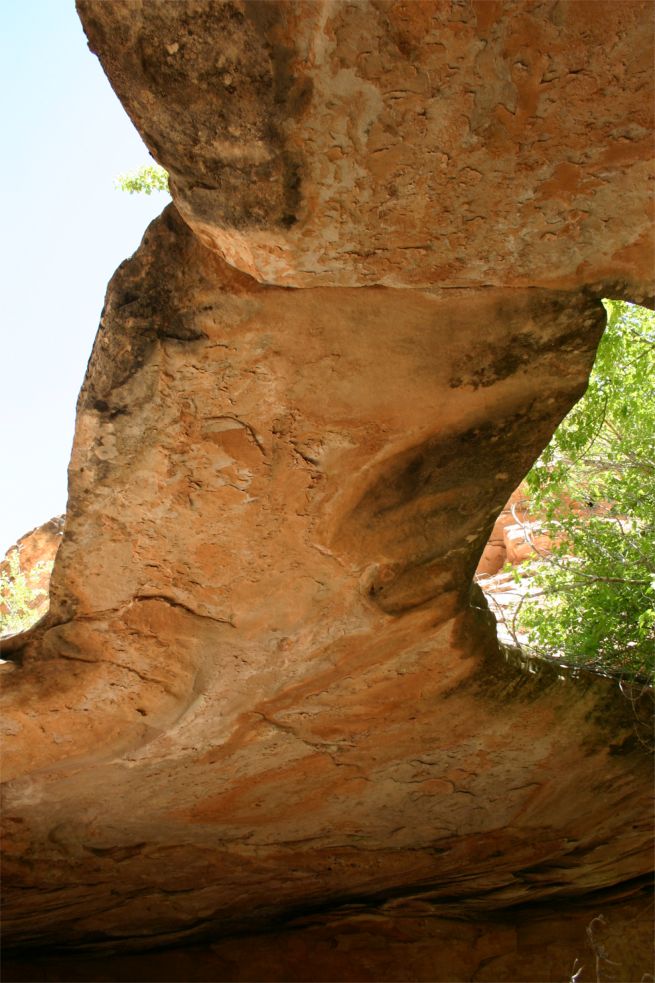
1;1;169;555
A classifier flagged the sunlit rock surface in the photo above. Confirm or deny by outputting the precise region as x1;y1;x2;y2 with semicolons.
1;2;653;980
77;0;654;294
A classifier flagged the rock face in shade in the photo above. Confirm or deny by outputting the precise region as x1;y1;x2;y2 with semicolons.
3;897;653;983
77;0;654;293
1;1;653;977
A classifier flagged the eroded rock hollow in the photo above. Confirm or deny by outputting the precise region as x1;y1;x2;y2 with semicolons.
2;3;653;981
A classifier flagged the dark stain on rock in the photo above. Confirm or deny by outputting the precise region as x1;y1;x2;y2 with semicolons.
80;206;208;411
78;0;308;231
449;293;606;390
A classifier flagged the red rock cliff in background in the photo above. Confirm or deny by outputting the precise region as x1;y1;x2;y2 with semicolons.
1;3;653;981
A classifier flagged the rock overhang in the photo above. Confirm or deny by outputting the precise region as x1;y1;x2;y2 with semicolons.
77;0;654;293
1;0;653;972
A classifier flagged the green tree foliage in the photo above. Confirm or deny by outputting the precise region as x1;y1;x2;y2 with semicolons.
115;164;169;195
520;300;655;679
0;552;50;637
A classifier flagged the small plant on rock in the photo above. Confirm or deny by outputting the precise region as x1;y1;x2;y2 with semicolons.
115;163;170;195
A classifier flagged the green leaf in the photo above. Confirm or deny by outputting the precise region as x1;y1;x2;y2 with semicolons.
115;164;170;196
520;300;655;680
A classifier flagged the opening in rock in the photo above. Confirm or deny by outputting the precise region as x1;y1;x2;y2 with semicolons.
475;300;654;683
0;517;64;652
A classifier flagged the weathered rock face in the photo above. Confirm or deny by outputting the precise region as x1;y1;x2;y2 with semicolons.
77;0;654;293
1;1;653;978
3;897;653;983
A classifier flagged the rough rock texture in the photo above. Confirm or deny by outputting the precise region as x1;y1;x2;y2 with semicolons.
3;896;653;983
1;2;653;979
77;0;654;293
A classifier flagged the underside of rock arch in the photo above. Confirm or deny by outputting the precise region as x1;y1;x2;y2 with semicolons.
1;3;653;981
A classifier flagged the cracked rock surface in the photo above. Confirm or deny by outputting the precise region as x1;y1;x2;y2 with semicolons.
77;0;654;292
1;2;653;979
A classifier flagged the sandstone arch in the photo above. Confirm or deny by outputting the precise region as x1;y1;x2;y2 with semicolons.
2;3;653;979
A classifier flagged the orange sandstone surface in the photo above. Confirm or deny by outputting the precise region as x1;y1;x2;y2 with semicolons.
1;3;653;981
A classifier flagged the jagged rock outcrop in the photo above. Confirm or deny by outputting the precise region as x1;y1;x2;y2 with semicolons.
1;3;653;980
